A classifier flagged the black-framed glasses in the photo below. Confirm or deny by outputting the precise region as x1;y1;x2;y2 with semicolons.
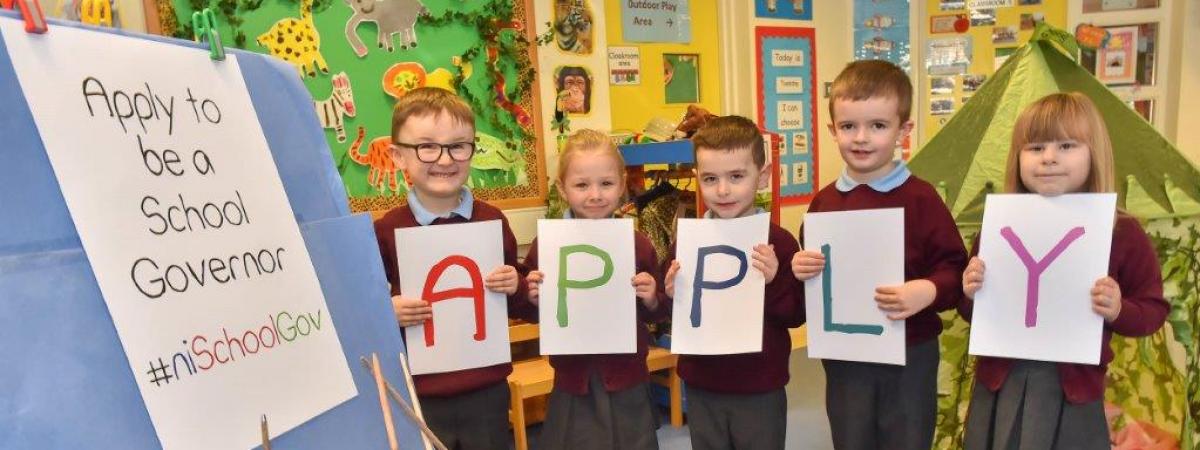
394;141;476;163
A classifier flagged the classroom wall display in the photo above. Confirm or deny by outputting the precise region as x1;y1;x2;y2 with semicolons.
536;219;637;355
0;15;425;450
670;214;770;355
754;0;812;21
853;0;910;73
607;45;641;85
620;0;690;43
969;194;1117;365
804;209;906;365
535;0;611;175
663;53;700;103
755;26;818;206
917;0;1066;142
48;0;146;31
396;220;512;375
164;0;548;212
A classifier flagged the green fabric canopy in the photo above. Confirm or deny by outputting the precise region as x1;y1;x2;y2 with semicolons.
908;28;1200;223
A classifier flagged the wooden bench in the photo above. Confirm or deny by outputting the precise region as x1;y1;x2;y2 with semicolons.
507;347;681;450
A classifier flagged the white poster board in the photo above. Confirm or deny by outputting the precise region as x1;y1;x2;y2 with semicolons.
670;214;769;354
1;21;356;450
804;209;906;365
397;220;511;374
969;194;1117;364
537;219;637;355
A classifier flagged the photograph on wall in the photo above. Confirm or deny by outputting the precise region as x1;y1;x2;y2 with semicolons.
931;98;955;115
553;0;595;54
556;65;594;114
1020;12;1045;30
754;0;813;21
931;76;955;95
969;8;996;26
1096;26;1139;85
992;26;1017;44
961;74;987;92
664;54;701;103
927;36;972;75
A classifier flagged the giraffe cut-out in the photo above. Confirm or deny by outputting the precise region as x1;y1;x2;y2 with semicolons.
343;0;429;57
256;0;329;78
347;126;403;195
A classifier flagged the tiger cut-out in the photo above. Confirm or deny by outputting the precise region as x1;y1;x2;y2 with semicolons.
257;0;329;78
347;126;404;195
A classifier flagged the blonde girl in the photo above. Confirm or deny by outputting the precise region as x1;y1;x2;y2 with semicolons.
959;92;1168;449
525;129;666;450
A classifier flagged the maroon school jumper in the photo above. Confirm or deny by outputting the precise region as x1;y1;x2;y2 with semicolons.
374;201;535;397
959;214;1167;404
672;222;805;394
524;231;670;394
805;176;968;346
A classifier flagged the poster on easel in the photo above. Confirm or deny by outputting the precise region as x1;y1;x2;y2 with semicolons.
1;13;427;450
755;26;818;206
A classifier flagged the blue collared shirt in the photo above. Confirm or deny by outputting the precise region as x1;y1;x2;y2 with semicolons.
408;188;474;226
835;160;911;193
703;207;767;219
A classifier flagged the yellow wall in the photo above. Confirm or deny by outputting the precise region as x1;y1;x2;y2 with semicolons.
604;0;723;132
918;0;1067;145
1174;0;1200;165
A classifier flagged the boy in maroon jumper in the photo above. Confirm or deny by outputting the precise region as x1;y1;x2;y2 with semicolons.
663;115;804;450
373;87;534;449
791;60;967;450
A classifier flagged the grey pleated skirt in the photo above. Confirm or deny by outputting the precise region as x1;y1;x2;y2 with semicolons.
964;360;1109;450
537;374;660;450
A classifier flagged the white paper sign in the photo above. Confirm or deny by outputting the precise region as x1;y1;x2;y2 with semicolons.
969;194;1117;364
671;214;770;354
778;101;804;130
398;220;511;374
537;219;637;354
1;19;356;450
968;0;1014;8
771;49;805;66
608;46;642;85
776;77;805;94
804;209;906;365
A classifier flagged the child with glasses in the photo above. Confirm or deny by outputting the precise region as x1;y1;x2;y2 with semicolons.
372;87;536;449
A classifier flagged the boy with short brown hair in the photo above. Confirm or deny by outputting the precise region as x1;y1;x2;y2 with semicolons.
792;60;967;450
665;115;804;449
